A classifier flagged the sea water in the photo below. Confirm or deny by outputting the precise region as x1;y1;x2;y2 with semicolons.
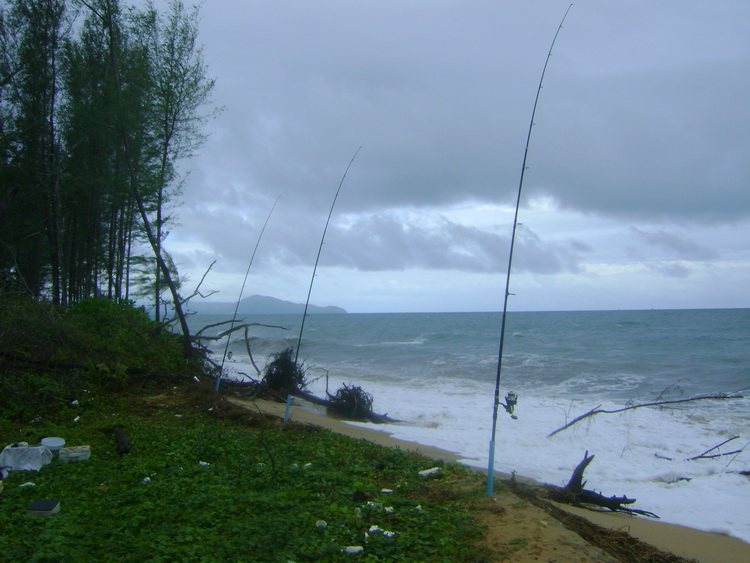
191;309;750;542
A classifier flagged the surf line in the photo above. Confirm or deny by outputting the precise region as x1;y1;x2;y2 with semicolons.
487;4;573;497
215;196;280;392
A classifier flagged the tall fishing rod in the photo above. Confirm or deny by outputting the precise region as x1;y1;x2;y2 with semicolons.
215;196;280;392
487;4;573;497
294;146;362;365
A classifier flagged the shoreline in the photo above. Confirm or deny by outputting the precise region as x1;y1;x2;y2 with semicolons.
233;396;750;563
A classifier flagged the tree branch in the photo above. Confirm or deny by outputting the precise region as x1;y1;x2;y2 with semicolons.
548;394;743;437
687;436;741;461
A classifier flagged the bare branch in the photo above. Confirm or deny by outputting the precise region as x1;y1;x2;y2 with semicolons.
179;260;217;306
192;322;287;341
688;436;741;461
243;326;261;376
548;394;743;437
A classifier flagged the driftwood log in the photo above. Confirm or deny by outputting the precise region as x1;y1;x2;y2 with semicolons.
544;451;659;518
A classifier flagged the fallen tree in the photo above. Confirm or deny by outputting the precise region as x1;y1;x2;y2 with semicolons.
230;347;400;424
548;393;743;437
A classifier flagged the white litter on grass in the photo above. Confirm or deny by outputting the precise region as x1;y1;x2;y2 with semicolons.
73;416;80;423
418;467;440;478
315;520;327;529
343;546;364;554
142;477;151;484
380;488;393;493
384;506;394;514
71;400;79;407
367;525;396;539
19;482;35;487
193;376;200;383
198;461;209;467
304;463;312;468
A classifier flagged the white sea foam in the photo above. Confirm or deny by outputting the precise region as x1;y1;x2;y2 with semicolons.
300;372;750;544
205;309;750;544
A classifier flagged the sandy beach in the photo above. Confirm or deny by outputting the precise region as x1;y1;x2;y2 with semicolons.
233;396;750;563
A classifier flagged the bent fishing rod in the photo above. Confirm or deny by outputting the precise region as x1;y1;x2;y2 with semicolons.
294;146;362;365
215;196;280;392
487;4;573;497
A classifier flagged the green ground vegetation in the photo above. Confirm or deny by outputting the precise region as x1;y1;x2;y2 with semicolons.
0;297;488;561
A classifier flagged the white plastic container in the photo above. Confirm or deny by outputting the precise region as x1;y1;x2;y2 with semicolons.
40;437;65;455
58;445;90;462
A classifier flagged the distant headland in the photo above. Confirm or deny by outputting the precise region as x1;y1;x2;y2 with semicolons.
191;294;347;315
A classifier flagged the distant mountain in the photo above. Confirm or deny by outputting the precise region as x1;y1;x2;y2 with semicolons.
192;294;347;315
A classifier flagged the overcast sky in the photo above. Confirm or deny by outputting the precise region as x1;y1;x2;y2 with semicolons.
162;0;749;313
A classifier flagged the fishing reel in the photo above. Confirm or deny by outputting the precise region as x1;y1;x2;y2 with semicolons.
500;392;518;420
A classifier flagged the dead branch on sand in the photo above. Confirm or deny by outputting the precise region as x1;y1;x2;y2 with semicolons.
544;451;659;518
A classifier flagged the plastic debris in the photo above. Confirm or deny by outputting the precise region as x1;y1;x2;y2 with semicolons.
315;520;327;529
59;446;91;463
367;525;396;539
418;467;440;478
198;461;209;467
19;482;35;487
0;445;52;472
73;416;80;423
71;400;79;407
385;506;394;514
380;488;393;493
342;546;364;554
41;437;65;454
142;477;151;484
26;499;60;517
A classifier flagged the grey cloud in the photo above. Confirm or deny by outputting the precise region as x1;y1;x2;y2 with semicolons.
629;227;719;261
188;1;750;230
315;213;583;274
164;0;750;312
648;262;692;279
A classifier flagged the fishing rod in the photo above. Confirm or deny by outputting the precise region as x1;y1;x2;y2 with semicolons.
215;196;280;392
294;146;362;365
487;4;573;497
